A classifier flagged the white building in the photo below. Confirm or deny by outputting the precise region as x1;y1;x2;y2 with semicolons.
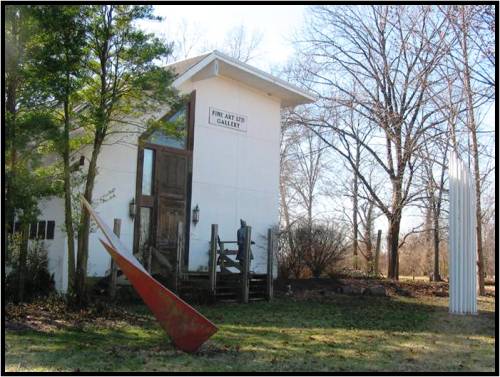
33;51;315;292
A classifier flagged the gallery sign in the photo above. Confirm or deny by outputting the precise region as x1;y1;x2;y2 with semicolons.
209;107;247;132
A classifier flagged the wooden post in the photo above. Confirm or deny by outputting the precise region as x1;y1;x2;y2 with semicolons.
175;222;184;291
266;228;274;301
374;229;382;275
241;226;251;304
109;218;121;300
208;224;218;297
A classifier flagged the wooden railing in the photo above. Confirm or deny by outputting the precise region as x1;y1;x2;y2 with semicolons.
208;224;275;303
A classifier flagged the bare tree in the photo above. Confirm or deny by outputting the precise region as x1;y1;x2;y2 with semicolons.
278;110;302;279
442;5;495;294
221;25;263;63
172;20;207;60
357;174;382;273
278;104;332;279
288;125;325;230
419;132;449;281
292;5;451;279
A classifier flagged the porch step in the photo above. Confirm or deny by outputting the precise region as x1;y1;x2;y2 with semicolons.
178;271;270;303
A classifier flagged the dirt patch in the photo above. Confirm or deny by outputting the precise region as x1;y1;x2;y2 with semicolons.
196;341;240;357
276;276;452;299
5;296;151;333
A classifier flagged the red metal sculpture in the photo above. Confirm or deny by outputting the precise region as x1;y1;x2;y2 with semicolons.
82;197;218;353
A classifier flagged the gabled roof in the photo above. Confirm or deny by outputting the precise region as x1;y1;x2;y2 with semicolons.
166;50;316;107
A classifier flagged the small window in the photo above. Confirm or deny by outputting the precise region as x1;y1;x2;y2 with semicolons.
46;221;55;240
142;149;154;196
147;107;187;149
37;221;46;239
139;207;152;252
29;223;37;239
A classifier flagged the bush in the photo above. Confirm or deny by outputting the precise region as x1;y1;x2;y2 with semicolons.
278;221;348;279
5;233;55;302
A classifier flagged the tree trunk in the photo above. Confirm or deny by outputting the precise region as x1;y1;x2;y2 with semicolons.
74;138;102;305
425;201;433;277
432;214;441;281
387;177;402;280
352;143;360;270
470;131;485;295
279;178;295;279
386;215;401;280
460;6;485;295
5;21;18;264
364;221;373;273
63;98;76;293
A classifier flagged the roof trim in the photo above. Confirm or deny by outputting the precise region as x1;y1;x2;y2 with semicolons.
171;50;316;105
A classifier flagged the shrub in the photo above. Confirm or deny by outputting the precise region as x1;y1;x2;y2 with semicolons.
278;221;348;279
5;233;55;302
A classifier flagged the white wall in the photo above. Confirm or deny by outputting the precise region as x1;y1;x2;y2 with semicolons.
181;75;281;273
37;198;67;291
85;134;138;278
38;69;282;291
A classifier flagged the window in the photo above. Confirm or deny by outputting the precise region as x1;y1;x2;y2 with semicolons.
37;221;46;239
139;207;152;253
147;107;187;149
8;220;56;240
46;221;55;240
29;223;37;239
142;148;154;196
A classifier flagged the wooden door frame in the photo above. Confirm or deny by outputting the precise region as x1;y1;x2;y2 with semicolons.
133;90;196;271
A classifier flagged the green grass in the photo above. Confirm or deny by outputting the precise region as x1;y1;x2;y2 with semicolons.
5;294;495;372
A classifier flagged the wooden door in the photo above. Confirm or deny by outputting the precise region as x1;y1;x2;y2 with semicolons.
153;151;188;281
134;91;196;288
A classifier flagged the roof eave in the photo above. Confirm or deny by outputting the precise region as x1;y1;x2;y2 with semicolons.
172;51;316;107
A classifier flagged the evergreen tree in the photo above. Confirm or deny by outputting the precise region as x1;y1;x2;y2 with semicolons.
74;5;179;305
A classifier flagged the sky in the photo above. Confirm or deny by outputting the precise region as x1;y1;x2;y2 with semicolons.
138;5;306;71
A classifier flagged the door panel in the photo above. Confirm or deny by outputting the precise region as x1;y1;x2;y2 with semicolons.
156;152;187;199
157;197;185;249
152;150;188;281
134;91;196;287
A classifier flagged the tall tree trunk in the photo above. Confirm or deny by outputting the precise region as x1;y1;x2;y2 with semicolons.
75;139;102;305
460;6;485;295
63;98;76;293
6;77;18;263
5;13;19;263
424;200;433;277
432;214;441;281
279;180;295;279
387;178;402;279
352;142;360;270
364;202;374;273
387;215;401;279
470;130;485;295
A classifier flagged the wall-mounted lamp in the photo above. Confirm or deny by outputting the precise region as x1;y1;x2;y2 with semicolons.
129;198;136;219
192;204;200;225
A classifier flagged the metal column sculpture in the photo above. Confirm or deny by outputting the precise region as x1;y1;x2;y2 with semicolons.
448;152;477;315
82;197;218;352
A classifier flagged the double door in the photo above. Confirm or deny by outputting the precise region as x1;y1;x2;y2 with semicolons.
134;93;195;288
135;144;191;288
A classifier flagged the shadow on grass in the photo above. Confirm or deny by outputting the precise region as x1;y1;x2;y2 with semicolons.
198;295;494;337
5;295;495;372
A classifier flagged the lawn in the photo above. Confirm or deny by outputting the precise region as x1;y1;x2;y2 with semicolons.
4;291;496;373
